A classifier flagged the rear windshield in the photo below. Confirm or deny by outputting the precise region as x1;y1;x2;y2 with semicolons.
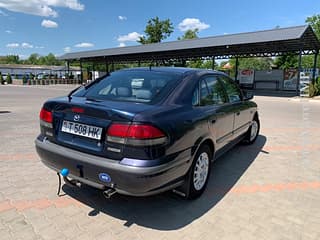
76;70;182;104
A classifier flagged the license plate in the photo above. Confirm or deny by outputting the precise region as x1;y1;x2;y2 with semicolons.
61;120;102;140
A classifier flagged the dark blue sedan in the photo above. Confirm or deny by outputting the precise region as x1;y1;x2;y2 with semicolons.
35;67;259;199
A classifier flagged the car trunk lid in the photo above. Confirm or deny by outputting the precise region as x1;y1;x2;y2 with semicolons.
43;96;154;157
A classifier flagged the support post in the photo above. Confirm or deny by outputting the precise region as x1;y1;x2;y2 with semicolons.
296;50;302;96
111;62;114;72
105;61;109;74
79;59;83;84
66;61;70;84
312;50;319;84
138;60;141;67
212;56;215;70
92;62;95;80
235;57;239;82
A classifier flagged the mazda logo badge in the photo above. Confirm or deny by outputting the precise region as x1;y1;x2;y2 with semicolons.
74;115;80;121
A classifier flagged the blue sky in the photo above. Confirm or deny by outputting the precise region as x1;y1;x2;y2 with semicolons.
0;0;319;59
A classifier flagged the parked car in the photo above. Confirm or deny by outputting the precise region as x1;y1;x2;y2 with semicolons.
35;67;259;199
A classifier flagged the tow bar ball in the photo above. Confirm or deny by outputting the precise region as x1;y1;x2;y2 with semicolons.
60;168;69;177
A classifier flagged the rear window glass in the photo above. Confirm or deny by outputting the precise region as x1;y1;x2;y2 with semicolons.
77;70;182;103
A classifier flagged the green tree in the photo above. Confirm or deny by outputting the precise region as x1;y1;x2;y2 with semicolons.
0;72;3;84
22;75;27;84
274;53;298;69
6;74;12;84
235;57;273;70
4;55;20;64
177;29;216;69
45;53;59;65
225;57;273;76
306;14;320;39
301;55;320;69
178;29;199;40
138;17;174;44
27;53;40;65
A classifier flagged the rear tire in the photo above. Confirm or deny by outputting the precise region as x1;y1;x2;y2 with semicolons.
186;145;212;199
243;115;260;144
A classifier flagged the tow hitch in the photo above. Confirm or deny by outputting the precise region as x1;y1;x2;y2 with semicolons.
56;168;118;199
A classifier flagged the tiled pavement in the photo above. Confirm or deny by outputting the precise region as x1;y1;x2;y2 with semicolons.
0;85;319;240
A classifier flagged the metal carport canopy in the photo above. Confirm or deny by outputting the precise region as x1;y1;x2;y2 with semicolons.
59;25;320;63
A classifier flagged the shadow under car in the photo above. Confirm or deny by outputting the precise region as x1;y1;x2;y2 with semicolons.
61;135;267;230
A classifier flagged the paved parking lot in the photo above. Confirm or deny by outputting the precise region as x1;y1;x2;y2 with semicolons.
0;85;320;240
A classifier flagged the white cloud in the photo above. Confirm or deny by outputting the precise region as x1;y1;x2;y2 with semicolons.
21;42;33;48
41;19;58;28
118;15;127;21
74;42;94;48
5;30;12;34
117;32;142;42
178;18;210;32
64;46;71;52
6;43;19;48
35;46;45;49
0;0;84;17
119;42;126;47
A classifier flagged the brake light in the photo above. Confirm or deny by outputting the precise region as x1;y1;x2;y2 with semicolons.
127;125;165;139
40;108;52;123
107;123;166;146
107;124;131;138
71;107;84;113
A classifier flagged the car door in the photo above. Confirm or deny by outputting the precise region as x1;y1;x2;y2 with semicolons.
193;75;234;150
218;75;252;140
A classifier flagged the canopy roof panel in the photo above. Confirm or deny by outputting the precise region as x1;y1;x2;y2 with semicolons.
60;25;320;63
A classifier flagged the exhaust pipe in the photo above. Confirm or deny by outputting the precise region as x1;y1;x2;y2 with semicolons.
102;188;117;199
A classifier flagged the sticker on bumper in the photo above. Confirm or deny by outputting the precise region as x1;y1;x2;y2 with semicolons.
99;173;111;183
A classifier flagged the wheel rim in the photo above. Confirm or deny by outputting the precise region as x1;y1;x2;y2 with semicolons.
250;120;258;141
193;152;209;191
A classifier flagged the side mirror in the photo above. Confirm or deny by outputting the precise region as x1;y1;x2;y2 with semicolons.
242;90;254;101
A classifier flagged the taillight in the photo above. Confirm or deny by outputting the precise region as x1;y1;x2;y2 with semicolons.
40;107;53;132
127;125;165;139
40;108;52;123
107;123;167;146
107;124;131;138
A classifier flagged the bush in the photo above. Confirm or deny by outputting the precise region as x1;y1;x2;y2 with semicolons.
22;75;28;85
0;73;4;84
6;74;12;84
309;77;320;97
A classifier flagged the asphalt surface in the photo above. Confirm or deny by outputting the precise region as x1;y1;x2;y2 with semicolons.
0;85;320;240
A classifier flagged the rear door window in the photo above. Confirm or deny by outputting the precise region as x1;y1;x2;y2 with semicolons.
194;75;227;106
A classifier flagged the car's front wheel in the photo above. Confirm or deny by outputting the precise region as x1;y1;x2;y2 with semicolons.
186;144;212;199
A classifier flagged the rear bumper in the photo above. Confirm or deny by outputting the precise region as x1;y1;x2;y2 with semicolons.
35;137;192;196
